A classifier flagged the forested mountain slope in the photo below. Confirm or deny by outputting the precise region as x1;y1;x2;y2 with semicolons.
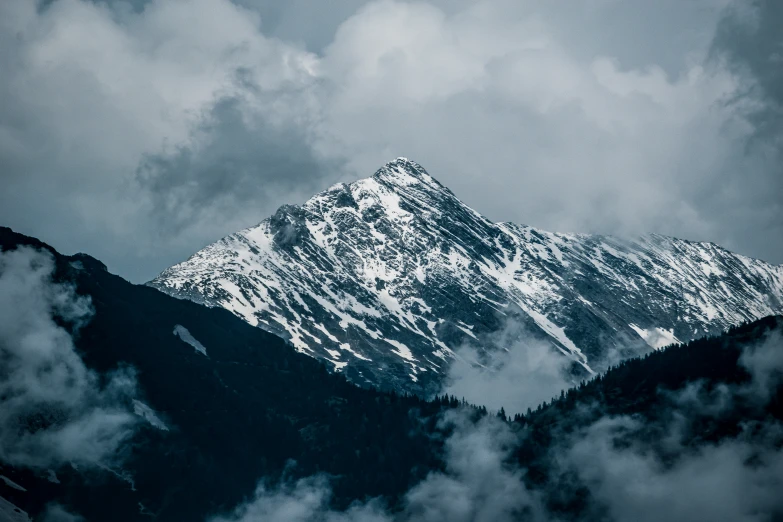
1;227;781;522
0;227;456;521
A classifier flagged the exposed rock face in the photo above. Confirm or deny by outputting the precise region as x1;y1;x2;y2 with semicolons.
150;158;783;393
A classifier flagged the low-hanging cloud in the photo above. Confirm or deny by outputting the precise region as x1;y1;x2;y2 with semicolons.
402;410;545;522
212;399;783;522
40;504;85;522
561;414;783;522
0;247;138;470
536;326;783;522
739;327;783;403
211;324;783;522
441;323;575;416
209;410;545;522
208;475;389;522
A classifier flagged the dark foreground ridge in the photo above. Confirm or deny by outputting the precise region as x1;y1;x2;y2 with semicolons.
0;227;464;521
0;226;781;521
515;314;783;518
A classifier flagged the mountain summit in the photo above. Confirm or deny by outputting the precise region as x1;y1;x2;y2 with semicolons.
150;159;783;393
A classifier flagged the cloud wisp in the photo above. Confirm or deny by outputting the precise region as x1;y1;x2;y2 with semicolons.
210;410;546;522
441;322;575;417
0;247;138;470
739;328;783;403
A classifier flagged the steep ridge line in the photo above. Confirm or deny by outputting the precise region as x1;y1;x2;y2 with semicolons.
150;158;783;393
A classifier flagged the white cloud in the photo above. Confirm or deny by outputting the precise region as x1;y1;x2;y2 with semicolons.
0;0;326;281
562;414;783;522
739;327;783;403
441;323;574;416
314;0;770;260
210;320;783;522
0;247;137;469
209;410;545;522
0;0;779;284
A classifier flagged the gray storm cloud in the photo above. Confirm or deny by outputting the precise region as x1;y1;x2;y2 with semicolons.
0;247;138;470
136;95;344;238
0;0;780;282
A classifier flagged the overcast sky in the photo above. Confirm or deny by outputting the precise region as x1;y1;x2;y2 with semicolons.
1;0;781;282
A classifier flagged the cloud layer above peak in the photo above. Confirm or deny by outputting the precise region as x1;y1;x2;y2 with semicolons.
0;0;780;282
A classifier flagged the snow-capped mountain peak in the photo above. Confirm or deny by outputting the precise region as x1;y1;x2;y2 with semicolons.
150;159;783;393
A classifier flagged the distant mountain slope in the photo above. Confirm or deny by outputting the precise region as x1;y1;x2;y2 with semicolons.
150;158;783;393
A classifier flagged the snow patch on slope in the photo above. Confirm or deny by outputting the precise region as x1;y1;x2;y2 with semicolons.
133;400;169;431
629;324;681;350
173;325;207;356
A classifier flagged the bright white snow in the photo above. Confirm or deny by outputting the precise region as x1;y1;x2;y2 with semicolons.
150;159;783;387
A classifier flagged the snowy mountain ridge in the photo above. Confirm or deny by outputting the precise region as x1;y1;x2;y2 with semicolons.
150;158;783;393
